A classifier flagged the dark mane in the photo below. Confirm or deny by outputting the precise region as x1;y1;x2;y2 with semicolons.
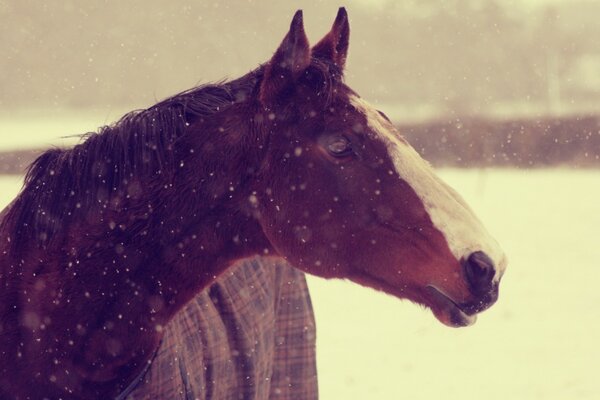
2;59;341;251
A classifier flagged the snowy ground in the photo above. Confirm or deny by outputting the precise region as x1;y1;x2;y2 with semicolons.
1;169;598;399
0;110;125;151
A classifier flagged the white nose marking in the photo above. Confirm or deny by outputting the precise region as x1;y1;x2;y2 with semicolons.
349;95;505;275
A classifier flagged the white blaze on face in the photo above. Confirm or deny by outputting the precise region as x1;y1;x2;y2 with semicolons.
349;95;506;281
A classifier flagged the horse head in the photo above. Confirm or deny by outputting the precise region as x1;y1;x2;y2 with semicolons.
254;8;507;327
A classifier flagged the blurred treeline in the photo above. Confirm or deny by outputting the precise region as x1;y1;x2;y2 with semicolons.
401;115;600;167
1;114;598;173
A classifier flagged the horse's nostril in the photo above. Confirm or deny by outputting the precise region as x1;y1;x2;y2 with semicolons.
463;251;496;294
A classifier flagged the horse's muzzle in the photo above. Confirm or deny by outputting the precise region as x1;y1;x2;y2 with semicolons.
459;282;499;316
425;250;502;327
459;251;501;315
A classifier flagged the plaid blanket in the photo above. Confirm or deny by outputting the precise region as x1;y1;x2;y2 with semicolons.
128;257;318;400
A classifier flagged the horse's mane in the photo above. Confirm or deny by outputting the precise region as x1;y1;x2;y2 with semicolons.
2;59;340;251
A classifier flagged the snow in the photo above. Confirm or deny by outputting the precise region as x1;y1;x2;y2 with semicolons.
0;111;115;151
0;167;598;399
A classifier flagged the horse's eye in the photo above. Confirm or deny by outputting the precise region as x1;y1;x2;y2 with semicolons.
326;136;352;157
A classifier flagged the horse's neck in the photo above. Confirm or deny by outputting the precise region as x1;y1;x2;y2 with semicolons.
73;121;270;363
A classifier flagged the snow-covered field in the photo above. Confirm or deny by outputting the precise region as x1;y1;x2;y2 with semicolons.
0;133;598;398
0;112;112;151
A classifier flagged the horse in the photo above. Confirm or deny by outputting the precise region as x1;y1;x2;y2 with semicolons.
0;8;506;399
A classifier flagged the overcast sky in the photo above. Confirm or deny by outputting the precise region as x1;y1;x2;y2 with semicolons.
355;0;568;8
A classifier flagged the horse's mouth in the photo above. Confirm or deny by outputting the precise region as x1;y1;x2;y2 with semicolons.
425;286;477;328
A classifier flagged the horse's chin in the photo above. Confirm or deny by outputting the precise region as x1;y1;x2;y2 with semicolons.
425;286;477;328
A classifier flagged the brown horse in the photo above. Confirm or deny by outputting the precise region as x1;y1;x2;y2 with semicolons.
0;8;506;399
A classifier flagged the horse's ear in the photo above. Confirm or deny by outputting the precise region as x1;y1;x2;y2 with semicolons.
260;10;311;104
312;7;350;71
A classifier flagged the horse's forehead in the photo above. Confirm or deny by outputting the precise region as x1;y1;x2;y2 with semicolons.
348;95;407;151
348;95;428;205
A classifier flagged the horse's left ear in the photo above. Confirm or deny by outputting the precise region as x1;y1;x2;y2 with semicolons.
260;10;311;104
312;7;350;70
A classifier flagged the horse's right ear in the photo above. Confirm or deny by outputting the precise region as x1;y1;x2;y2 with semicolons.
260;10;311;105
312;7;350;70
